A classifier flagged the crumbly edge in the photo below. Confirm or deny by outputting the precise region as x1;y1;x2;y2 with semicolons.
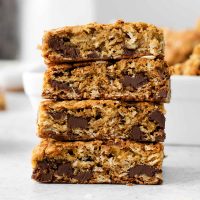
42;58;170;102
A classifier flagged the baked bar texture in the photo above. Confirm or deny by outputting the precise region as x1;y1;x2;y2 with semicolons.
42;58;170;102
37;100;165;142
173;44;200;75
164;25;200;65
41;20;164;64
32;139;164;184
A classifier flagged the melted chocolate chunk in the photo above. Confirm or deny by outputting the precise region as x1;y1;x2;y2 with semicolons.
74;171;93;182
149;110;165;128
48;36;61;50
57;163;74;177
38;171;53;183
68;116;88;129
37;160;49;169
129;125;146;141
122;73;148;89
50;80;70;90
48;111;64;120
128;165;160;177
48;36;80;58
33;160;53;183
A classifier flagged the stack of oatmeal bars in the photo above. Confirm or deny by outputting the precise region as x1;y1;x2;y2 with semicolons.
32;20;171;185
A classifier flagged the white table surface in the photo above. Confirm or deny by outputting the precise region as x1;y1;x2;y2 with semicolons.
0;93;200;200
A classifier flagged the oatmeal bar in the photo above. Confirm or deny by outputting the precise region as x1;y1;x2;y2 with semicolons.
32;139;164;184
41;20;164;64
37;100;165;142
43;58;170;102
173;44;200;75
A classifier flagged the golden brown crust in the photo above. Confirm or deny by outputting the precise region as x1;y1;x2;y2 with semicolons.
41;20;164;64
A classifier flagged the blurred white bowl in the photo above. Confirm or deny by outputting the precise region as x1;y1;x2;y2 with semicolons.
166;76;200;145
22;66;45;112
0;61;38;91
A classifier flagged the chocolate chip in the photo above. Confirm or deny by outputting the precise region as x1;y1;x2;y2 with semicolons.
48;36;80;58
122;73;148;89
50;80;70;90
158;89;168;99
57;163;74;177
39;171;53;183
33;161;53;183
128;165;160;177
74;171;92;182
48;111;64;120
37;160;49;169
63;46;80;58
149;110;165;128
129;125;146;141
48;36;61;50
68;116;88;129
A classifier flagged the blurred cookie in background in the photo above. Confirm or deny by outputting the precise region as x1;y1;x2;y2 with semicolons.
173;44;200;75
0;90;6;110
164;20;200;66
